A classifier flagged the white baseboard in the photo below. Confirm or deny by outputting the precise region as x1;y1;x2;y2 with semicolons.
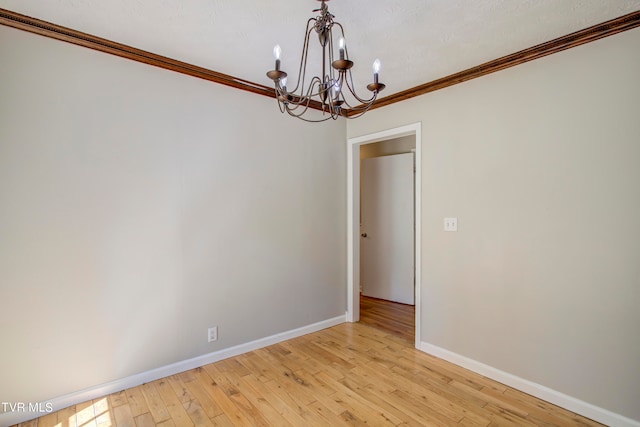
419;341;640;427
0;314;346;427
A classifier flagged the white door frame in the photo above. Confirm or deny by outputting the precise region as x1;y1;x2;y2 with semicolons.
347;122;422;348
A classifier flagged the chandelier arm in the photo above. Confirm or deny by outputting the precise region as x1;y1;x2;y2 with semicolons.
342;98;376;112
324;73;341;116
277;97;286;113
277;75;318;109
342;70;378;104
339;88;377;113
338;92;377;118
283;77;322;111
297;25;316;98
285;102;341;122
301;76;323;103
289;19;317;95
288;110;335;123
339;88;376;110
286;103;311;115
282;93;337;122
284;95;337;121
282;98;345;122
307;78;341;120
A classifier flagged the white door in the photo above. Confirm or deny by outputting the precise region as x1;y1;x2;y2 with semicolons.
360;153;414;305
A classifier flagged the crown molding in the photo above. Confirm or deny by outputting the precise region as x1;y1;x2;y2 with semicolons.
359;9;640;114
0;8;276;99
2;7;639;116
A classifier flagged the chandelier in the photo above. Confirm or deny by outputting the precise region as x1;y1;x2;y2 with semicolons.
266;0;385;122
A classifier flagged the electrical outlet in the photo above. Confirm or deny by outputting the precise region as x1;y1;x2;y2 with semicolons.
444;217;458;232
208;326;218;342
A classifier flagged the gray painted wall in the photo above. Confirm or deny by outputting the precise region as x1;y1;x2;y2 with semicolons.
0;25;346;408
348;27;640;422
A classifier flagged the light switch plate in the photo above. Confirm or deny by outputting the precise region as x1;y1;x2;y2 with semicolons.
444;217;458;232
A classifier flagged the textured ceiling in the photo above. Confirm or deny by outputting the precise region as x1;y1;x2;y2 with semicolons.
2;0;640;97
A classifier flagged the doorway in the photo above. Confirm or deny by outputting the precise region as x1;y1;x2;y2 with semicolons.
347;123;422;348
361;147;414;304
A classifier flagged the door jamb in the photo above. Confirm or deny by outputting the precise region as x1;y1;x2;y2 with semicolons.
346;122;422;349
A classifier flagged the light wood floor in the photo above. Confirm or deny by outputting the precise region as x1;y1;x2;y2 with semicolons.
15;323;603;427
359;295;415;342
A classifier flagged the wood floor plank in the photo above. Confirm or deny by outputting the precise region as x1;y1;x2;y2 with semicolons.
351;383;429;426
126;385;151;418
204;363;273;427
306;398;353;426
388;363;491;425
155;419;176;427
482;401;539;426
483;385;584;426
93;397;115;427
234;351;278;382
312;336;373;367
502;388;603;426
393;388;464;425
366;359;475;424
193;366;255;425
112;403;136;427
181;399;214;427
165;374;193;404
216;357;252;377
134;412;156;427
263;377;335;427
408;349;507;392
338;409;370;426
359;295;415;342
314;370;400;426
177;368;197;383
291;367;340;399
108;389;128;407
279;338;347;380
55;404;78;427
152;378;194;427
210;413;235;427
293;339;357;371
34;411;57;427
229;373;294;426
180;369;225;419
139;381;171;424
458;415;491;427
450;379;530;418
75;399;97;427
14;322;605;427
250;348;319;406
239;372;309;426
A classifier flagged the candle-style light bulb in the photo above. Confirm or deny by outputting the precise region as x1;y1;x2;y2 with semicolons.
332;81;341;98
373;58;381;83
273;45;282;71
339;37;345;60
281;77;287;90
373;58;381;74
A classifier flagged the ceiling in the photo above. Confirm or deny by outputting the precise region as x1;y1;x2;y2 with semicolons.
2;0;640;98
